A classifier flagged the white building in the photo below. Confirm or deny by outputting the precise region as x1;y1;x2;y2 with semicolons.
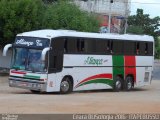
75;0;131;16
74;0;131;33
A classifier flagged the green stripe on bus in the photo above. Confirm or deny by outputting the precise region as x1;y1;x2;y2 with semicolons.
78;78;113;87
24;75;40;79
112;55;124;81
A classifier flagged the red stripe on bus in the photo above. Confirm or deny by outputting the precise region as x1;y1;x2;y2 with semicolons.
124;56;136;82
76;73;112;87
11;70;26;75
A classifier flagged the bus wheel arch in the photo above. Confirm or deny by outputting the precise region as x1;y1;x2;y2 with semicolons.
60;75;73;94
124;75;134;91
113;75;123;92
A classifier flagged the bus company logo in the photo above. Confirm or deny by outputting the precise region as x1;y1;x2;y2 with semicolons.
36;40;43;46
84;57;108;66
16;39;34;46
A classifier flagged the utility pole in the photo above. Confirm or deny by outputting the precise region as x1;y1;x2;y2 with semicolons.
124;0;128;34
108;0;113;33
124;0;131;34
87;0;92;13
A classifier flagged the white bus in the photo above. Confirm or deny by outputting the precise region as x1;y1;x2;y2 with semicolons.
3;29;154;94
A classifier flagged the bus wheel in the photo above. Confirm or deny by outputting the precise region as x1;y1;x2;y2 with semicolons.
60;77;72;94
124;76;134;91
113;76;122;92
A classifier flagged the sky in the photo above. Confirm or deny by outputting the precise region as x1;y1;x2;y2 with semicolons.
131;0;160;18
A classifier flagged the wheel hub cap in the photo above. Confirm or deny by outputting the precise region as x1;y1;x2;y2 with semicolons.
61;81;69;92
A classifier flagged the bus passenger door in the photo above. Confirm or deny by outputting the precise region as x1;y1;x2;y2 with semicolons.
49;37;64;73
47;37;64;92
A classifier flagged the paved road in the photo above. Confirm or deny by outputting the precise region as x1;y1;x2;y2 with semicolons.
0;76;160;114
153;60;160;80
0;60;159;114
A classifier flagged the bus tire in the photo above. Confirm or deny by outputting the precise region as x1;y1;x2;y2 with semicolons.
60;77;73;94
124;76;134;91
113;76;122;92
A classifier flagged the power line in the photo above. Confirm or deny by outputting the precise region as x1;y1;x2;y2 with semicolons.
78;0;160;5
131;2;160;5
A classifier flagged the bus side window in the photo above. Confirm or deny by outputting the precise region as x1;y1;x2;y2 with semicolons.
136;42;140;55
145;42;148;55
64;38;68;53
67;38;77;53
110;41;113;54
107;41;110;53
148;42;153;55
96;39;107;54
85;39;96;54
112;40;123;55
124;41;134;55
140;42;145;55
77;39;85;53
81;39;85;52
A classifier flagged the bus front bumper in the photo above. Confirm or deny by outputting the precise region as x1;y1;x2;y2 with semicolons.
9;77;47;91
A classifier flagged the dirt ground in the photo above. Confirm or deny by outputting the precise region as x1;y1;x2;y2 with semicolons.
0;76;160;114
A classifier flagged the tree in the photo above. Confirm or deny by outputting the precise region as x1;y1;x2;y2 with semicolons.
127;9;160;58
127;9;160;36
0;0;45;47
42;1;99;32
156;37;160;59
126;26;144;35
0;0;99;48
42;0;69;4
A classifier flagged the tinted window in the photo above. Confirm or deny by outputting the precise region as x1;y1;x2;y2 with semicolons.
124;41;135;55
66;38;77;53
148;42;153;55
59;37;153;56
77;39;85;52
145;42;148;55
96;40;108;54
85;39;96;53
113;40;123;55
136;42;140;55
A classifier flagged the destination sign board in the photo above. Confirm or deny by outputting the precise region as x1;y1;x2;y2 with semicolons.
14;36;49;48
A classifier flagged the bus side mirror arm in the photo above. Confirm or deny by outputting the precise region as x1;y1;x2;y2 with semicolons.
3;44;12;56
41;47;50;61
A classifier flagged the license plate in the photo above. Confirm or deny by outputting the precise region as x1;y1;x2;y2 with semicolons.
18;82;28;87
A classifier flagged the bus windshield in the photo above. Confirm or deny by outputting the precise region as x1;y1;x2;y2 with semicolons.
12;48;47;72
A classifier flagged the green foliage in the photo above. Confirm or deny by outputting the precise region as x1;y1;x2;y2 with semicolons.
42;0;70;3
155;37;160;59
127;9;160;37
0;0;45;47
0;0;99;47
127;9;160;58
42;1;99;32
127;26;144;35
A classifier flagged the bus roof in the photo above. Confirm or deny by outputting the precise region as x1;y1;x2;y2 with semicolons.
17;29;154;42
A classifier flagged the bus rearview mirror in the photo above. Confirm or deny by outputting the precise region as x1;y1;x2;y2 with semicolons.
3;44;12;56
41;47;50;61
